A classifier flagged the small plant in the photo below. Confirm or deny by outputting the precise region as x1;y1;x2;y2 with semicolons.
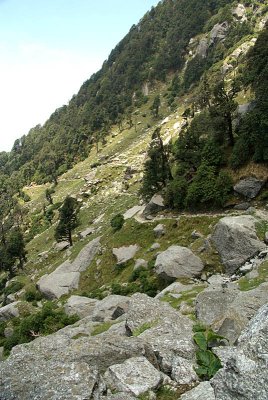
193;324;226;380
110;213;125;231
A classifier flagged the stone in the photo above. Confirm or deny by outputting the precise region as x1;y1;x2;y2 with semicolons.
233;202;251;210
64;295;99;318
211;215;266;274
211;303;268;399
6;294;16;304
54;241;69;251
155;281;194;300
232;3;247;20
0;356;105;399
196;282;268;345
210;22;229;45
265;232;268;245
0;346;4;361
0;301;21;322
104;356;162;396
181;381;215;400
196;38;208;58
37;237;101;299
102;394;137;400
234;177;264;199
92;295;130;322
150;242;161;251
239;263;253;273
155;245;204;281
153;224;166;237
78;227;94;239
191;230;203;239
171;356;199;385
134;259;148;270
143;194;165;217
113;245;139;265
123;205;144;220
126;293;195;375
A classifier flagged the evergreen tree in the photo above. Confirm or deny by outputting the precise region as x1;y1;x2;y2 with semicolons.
55;196;80;246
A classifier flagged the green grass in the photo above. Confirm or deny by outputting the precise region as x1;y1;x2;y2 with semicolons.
238;261;268;291
161;285;206;310
91;321;118;336
132;321;156;336
255;219;268;241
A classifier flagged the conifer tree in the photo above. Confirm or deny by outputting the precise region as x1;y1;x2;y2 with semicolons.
55;196;79;246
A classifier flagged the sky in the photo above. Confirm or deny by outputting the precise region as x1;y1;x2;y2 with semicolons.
0;0;159;152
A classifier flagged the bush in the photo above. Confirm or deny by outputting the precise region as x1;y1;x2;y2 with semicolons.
110;214;125;231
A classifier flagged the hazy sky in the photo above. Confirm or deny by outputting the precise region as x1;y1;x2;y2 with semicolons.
0;0;159;152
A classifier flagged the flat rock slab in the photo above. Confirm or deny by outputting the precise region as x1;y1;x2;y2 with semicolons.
79;227;95;239
113;245;139;265
38;237;101;299
123;206;144;220
104;356;162;396
54;241;70;251
211;216;266;274
155;245;204;281
234;177;264;199
92;294;130;322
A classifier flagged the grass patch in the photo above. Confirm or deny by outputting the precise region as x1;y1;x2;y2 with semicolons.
161;285;206;309
91;321;118;336
133;321;156;336
255;219;268;241
238;260;268;291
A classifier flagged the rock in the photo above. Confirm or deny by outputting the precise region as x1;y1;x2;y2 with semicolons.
113;245;139;265
196;282;268;344
102;394;137;400
237;102;254;116
0;346;4;361
155;281;194;300
155;246;204;281
171;356;199;385
143;194;165;217
150;242;161;251
126;293;195;375
123;205;144;220
38;250;49;259
234;177;264;199
210;22;229;45
211;303;268;399
4;327;14;338
239;263;253;274
38;238;101;299
54;241;69;251
78;227;94;239
0;301;21;322
104;356;162;396
0;356;105;399
232;3;247;20
191;230;203;239
211;215;266;274
181;381;215;400
6;294;16;304
196;38;208;58
92;295;130;322
64;295;99;318
37;267;80;300
233;202;251;210
134;259;148;270
265;232;268;245
153;224;166;237
71;237;101;272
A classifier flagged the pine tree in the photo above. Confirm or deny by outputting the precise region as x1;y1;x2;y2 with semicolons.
55;196;80;246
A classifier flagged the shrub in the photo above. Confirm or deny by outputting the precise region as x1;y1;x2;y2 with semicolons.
110;214;125;231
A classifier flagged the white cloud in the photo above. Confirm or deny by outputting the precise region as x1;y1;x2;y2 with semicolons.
0;41;104;151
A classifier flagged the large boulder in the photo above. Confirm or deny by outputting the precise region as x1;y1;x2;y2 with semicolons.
211;216;266;274
155;245;204;281
64;295;99;318
234;177;265;199
142;194;165;217
113;245;139;265
211;303;268;399
37;237;101;299
209;22;229;45
91;295;130;322
196;282;268;344
104;356;163;396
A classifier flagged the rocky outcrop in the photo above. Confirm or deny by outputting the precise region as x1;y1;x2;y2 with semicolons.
211;216;266;274
211;303;268;399
181;381;215;400
155;245;204;281
113;245;139;265
37;237;101;299
209;22;229;45
91;295;130;322
104;356;163;396
234;177;265;199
